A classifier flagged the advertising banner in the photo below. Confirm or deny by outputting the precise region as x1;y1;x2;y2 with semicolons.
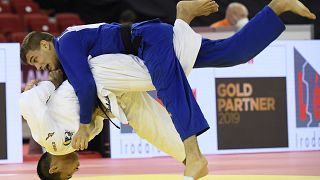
215;77;288;150
0;43;22;164
291;42;320;151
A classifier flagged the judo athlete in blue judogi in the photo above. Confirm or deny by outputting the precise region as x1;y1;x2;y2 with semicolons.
20;0;316;178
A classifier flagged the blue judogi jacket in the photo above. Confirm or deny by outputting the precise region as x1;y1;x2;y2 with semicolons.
53;6;285;124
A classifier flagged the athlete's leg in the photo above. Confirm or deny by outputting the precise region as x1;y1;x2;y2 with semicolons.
117;91;186;162
132;1;214;177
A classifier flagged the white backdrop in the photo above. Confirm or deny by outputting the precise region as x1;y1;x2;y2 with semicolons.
0;43;22;164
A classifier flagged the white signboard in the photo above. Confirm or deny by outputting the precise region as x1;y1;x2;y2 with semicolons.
0;43;22;164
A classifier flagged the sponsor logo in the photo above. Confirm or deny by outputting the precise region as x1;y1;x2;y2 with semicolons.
294;48;320;128
295;130;320;149
294;48;320;150
216;78;288;149
52;142;57;152
63;131;74;146
45;132;55;141
119;140;161;155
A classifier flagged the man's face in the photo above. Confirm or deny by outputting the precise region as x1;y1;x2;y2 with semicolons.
26;40;59;72
50;153;80;180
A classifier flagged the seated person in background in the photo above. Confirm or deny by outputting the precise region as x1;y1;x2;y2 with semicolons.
210;2;249;30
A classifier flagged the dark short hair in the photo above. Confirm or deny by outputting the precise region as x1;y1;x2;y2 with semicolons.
20;31;54;64
37;152;61;180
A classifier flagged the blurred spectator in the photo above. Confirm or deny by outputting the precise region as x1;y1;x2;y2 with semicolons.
119;9;137;24
210;2;249;30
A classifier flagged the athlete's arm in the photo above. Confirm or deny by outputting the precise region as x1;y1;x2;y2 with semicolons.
20;81;56;122
56;32;97;125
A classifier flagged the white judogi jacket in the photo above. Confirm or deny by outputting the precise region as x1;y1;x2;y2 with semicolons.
19;19;201;161
20;81;105;155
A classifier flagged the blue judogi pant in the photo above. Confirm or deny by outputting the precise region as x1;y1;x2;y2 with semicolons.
132;6;285;141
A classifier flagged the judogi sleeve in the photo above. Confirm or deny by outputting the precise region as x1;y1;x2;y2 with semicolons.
19;81;70;154
19;81;55;125
56;32;96;124
19;81;57;144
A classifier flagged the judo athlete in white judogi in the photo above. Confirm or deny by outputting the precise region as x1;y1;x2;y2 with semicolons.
20;18;204;180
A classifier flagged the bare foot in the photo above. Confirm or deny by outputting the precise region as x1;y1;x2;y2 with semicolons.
269;0;316;19
177;0;219;24
184;156;208;179
183;136;209;179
